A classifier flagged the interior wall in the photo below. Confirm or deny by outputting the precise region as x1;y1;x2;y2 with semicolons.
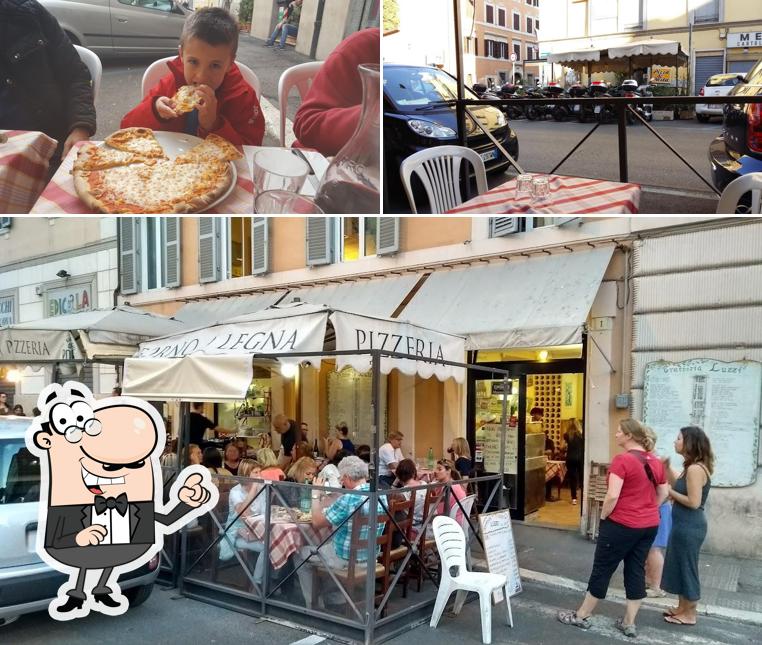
300;366;320;446
414;376;443;461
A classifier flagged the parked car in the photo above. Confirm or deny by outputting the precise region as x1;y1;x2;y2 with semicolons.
709;58;762;202
383;64;519;188
39;0;191;56
697;73;745;122
0;416;159;627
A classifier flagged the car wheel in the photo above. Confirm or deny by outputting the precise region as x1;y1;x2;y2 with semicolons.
64;31;81;47
696;114;710;123
124;583;154;608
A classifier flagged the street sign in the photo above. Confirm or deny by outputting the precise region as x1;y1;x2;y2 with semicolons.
510;53;517;62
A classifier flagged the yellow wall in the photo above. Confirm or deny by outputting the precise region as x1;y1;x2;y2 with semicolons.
270;218;307;273
414;376;444;459
401;218;471;253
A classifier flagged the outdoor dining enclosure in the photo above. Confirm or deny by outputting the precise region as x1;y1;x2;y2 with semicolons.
122;303;514;644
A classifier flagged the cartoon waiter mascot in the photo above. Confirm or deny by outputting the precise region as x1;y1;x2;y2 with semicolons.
25;382;218;621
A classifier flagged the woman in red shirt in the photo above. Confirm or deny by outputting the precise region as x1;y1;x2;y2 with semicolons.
558;419;669;638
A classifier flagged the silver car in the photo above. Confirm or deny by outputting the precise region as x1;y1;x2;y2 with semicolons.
0;416;159;626
39;0;191;56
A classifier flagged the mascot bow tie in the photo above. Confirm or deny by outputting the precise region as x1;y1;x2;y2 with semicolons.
94;493;129;516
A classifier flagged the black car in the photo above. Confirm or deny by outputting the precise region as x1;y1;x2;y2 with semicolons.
709;58;762;201
384;65;519;198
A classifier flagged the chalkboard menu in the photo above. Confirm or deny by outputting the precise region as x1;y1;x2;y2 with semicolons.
479;423;518;474
478;509;522;597
643;359;761;487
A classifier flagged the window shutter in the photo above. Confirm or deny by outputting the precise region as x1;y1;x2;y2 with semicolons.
162;217;181;288
489;217;520;237
198;217;221;283
119;217;140;295
251;217;269;275
376;217;399;256
305;217;333;266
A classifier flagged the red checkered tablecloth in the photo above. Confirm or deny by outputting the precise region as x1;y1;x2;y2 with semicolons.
0;130;58;214
240;512;332;569
546;460;568;483
30;140;254;214
446;173;641;214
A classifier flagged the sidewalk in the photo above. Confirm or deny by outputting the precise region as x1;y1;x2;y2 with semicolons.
474;523;762;627
235;32;313;147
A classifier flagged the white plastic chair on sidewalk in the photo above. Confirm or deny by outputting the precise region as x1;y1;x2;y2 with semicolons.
400;145;488;214
716;172;762;214
141;57;261;99
449;492;476;567
277;61;323;146
430;516;513;644
73;45;102;103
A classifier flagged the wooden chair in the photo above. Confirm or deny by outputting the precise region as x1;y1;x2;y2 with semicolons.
309;508;389;616
410;487;444;592
379;491;416;599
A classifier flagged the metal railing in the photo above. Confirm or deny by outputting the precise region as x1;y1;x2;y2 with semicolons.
455;94;762;197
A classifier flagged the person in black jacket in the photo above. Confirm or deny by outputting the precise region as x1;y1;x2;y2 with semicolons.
0;0;96;165
564;418;585;505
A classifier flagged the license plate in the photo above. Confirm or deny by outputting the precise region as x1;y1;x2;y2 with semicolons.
572;105;579;112
594;105;602;114
480;149;498;162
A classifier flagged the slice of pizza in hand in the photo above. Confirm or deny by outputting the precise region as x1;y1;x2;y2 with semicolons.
72;142;151;171
176;133;243;163
172;85;203;114
104;127;167;159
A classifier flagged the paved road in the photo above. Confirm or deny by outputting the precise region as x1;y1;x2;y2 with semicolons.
93;32;312;146
3;579;759;645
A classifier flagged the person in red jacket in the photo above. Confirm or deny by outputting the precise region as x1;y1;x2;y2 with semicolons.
121;8;264;147
293;28;379;157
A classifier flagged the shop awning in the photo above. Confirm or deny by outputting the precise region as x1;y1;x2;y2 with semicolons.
283;273;422;318
607;40;682;59
398;246;614;350
172;292;287;327
547;49;601;64
123;302;466;400
0;305;185;363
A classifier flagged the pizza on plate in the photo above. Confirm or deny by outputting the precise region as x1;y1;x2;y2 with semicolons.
172;85;203;114
104;127;167;159
72;129;238;214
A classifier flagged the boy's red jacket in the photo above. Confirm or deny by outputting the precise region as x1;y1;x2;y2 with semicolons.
293;28;379;157
121;57;264;146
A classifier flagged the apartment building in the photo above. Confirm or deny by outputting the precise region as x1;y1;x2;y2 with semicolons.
472;0;541;86
106;216;762;560
540;0;762;91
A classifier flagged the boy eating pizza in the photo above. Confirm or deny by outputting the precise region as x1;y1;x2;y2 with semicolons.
121;7;264;146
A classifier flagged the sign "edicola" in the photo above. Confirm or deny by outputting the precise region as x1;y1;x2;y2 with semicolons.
47;285;92;317
727;32;762;49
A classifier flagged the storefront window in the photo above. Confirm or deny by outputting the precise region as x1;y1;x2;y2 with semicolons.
340;217;378;262
228;217;252;279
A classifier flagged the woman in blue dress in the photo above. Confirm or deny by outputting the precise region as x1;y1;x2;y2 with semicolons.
661;426;714;627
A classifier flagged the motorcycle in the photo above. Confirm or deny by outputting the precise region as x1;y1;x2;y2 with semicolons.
498;83;526;120
545;83;572;121
589;81;616;124
567;84;588;121
472;83;516;121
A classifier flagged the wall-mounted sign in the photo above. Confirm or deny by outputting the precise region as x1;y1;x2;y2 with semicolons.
0;292;15;327
45;283;93;318
651;65;674;84
727;32;762;49
478;423;518;475
643;359;761;488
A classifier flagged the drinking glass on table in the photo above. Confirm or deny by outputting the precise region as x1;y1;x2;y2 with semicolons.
531;176;551;201
252;148;309;195
515;174;534;199
255;190;324;214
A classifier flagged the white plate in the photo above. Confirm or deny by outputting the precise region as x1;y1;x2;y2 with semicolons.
102;131;237;214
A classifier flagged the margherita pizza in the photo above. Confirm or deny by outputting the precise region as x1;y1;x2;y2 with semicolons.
72;129;238;214
172;85;203;114
104;127;167;159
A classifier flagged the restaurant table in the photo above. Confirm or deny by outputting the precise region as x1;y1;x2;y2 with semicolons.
29;141;328;214
240;510;332;569
0;130;58;214
446;173;641;214
545;459;568;484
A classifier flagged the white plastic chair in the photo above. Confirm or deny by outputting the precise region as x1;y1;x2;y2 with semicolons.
716;172;762;214
277;61;324;146
449;492;477;566
141;57;261;99
430;516;513;644
73;45;102;103
400;145;488;214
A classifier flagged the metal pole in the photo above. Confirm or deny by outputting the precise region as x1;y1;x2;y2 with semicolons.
617;103;628;182
498;376;508;510
365;350;382;645
453;0;470;201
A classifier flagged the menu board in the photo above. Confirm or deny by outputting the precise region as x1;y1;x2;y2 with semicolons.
478;510;522;597
479;423;518;474
643;359;761;487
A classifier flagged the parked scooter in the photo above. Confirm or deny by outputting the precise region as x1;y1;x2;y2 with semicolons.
545;83;571;121
472;83;516;121
568;84;589;121
498;83;526;120
589;81;616;124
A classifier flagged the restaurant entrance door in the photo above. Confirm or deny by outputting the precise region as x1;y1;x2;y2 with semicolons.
467;349;586;524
